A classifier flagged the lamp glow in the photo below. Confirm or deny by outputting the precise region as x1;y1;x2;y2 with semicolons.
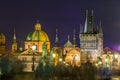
59;58;62;62
32;45;36;51
115;54;118;59
52;53;56;58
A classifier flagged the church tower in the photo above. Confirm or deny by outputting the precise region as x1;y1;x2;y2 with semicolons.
12;29;18;53
53;29;62;57
79;10;103;63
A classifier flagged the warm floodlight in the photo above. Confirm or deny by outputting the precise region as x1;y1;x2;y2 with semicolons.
59;58;63;62
32;45;36;51
52;53;56;58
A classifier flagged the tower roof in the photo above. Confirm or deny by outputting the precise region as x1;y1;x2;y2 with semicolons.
84;10;94;33
64;35;73;48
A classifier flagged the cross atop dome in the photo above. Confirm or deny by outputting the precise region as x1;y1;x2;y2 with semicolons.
35;20;41;30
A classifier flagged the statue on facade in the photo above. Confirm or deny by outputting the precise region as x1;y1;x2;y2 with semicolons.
42;42;48;57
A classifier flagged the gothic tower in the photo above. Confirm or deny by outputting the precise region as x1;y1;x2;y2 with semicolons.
53;29;62;57
79;10;103;63
12;29;18;53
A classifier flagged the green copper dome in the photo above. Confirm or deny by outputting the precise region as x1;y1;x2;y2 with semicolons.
0;32;5;39
26;22;49;42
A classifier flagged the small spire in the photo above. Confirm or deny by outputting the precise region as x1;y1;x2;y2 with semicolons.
68;35;70;41
91;9;94;16
55;28;58;43
99;20;103;33
86;10;88;17
13;28;16;43
73;29;76;47
80;24;83;33
100;20;101;27
84;10;88;33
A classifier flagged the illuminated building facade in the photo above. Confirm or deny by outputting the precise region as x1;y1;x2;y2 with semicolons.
17;49;41;72
79;10;103;63
64;35;81;66
24;21;50;52
0;32;5;56
17;21;50;72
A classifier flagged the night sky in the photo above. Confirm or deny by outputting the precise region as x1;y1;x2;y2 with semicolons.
0;0;120;50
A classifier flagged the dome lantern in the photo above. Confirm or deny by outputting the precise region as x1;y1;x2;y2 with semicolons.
35;20;41;30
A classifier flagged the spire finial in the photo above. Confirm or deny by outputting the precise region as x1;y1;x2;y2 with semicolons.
37;20;39;23
100;20;101;27
13;28;16;43
99;20;103;33
73;29;76;47
86;10;88;17
80;24;83;33
55;28;58;43
68;35;70;40
91;9;94;16
35;20;41;30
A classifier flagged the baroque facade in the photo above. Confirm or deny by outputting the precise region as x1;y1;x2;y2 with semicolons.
24;21;50;52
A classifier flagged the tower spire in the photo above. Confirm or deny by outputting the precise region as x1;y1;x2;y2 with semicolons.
99;20;103;33
55;28;58;43
68;35;70;41
80;24;83;33
86;10;88;17
13;28;16;43
73;29;76;47
84;10;88;33
91;9;94;16
12;28;18;53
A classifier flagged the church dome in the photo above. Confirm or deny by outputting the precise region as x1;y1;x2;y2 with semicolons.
0;32;5;39
26;22;49;42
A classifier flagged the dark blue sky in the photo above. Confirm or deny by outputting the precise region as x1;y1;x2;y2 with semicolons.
0;0;120;50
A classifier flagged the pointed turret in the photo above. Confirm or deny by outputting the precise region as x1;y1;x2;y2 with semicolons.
12;29;18;53
80;24;83;33
99;20;103;33
73;29;76;47
55;29;58;43
84;10;94;33
13;29;16;43
54;29;60;47
64;35;73;48
99;20;103;37
84;10;88;33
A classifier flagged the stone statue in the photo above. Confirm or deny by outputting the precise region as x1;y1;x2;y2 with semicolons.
42;42;48;57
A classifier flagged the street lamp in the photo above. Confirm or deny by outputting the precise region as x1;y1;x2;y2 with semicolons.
52;53;56;58
32;45;36;72
59;58;62;62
